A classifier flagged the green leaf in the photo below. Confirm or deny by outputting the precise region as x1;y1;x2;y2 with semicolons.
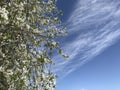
58;49;63;54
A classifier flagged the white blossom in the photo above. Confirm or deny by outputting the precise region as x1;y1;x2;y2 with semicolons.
26;24;30;29
0;7;9;20
7;69;13;75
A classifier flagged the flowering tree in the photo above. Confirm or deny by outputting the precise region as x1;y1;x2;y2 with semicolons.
0;0;67;90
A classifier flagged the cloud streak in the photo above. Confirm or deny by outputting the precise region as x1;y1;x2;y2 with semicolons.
53;0;120;77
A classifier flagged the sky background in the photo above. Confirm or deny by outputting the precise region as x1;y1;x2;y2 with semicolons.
54;0;120;90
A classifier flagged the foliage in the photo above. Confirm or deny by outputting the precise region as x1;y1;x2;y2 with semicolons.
0;0;67;90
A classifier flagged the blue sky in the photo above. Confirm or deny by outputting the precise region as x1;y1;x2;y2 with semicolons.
54;0;120;90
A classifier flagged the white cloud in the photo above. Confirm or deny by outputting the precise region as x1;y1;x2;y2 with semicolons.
53;0;120;77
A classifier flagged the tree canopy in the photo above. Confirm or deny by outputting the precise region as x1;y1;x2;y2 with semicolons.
0;0;67;90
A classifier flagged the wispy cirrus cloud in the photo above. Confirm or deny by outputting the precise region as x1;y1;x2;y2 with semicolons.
53;0;120;77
